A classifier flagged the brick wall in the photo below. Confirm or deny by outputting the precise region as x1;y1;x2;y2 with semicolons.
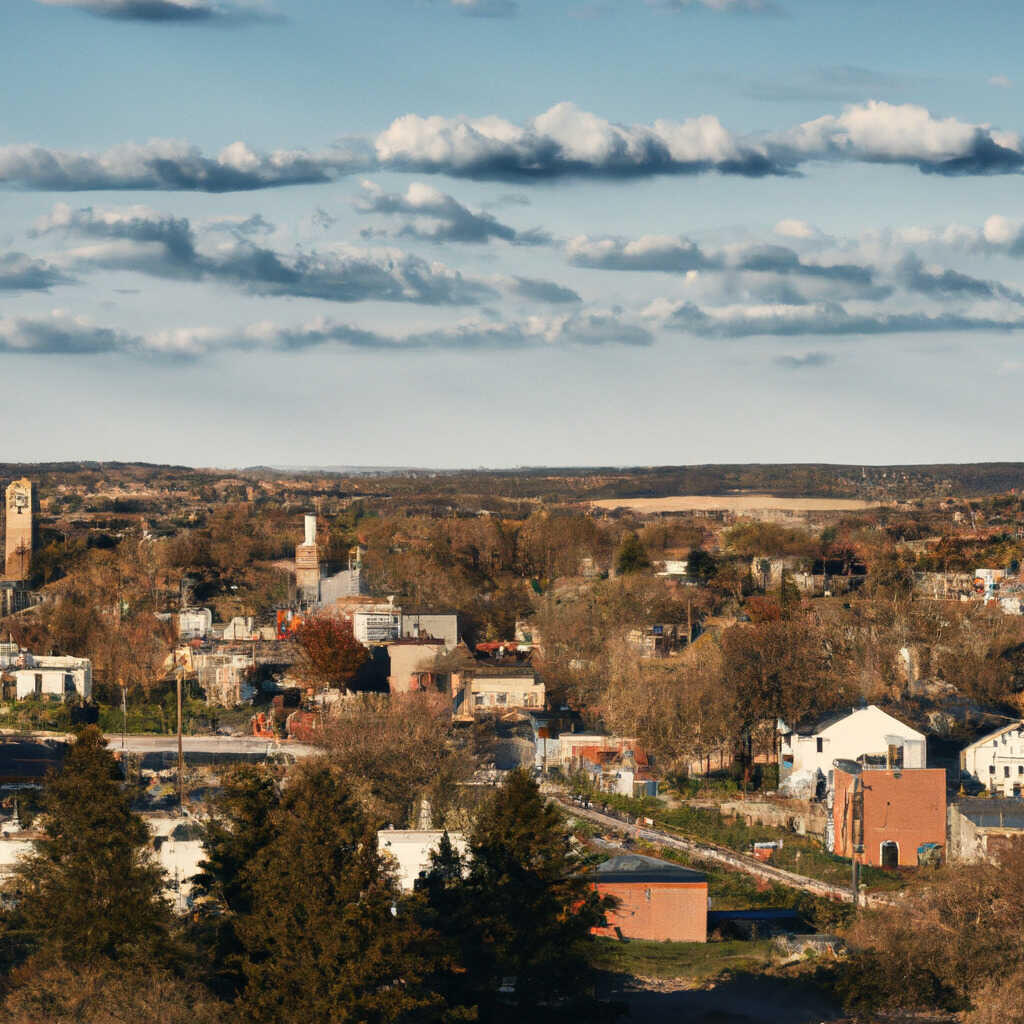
833;767;946;867
592;881;707;943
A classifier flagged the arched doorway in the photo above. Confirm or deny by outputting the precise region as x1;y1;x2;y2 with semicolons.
880;841;899;868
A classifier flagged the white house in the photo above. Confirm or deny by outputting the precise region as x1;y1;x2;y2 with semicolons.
376;828;468;891
178;608;213;640
961;722;1024;796
0;649;92;701
779;705;926;791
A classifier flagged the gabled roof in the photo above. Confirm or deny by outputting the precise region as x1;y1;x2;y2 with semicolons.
790;704;924;741
963;720;1024;751
592;854;705;885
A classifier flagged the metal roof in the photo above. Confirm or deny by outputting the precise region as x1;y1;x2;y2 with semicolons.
591;854;706;885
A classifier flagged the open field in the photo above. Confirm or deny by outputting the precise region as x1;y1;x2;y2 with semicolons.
589;494;882;514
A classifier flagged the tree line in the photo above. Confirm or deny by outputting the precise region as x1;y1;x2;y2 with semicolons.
0;728;614;1024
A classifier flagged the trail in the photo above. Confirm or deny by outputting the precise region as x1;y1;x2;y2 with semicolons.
553;796;892;907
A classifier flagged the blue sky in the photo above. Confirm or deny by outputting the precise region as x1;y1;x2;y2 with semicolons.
3;0;1024;467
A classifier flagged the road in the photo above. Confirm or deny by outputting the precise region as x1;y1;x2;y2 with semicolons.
104;734;320;759
552;795;869;905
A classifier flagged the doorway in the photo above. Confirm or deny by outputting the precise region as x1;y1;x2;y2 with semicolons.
880;841;899;868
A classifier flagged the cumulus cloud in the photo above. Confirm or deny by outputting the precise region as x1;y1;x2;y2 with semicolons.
375;100;1024;181
660;299;1024;338
506;276;581;304
451;0;518;16
355;181;550;244
774;219;821;240
566;234;875;289
989;75;1012;88
0;138;367;192
0;311;136;354
0;252;70;291
3;101;1023;192
34;0;279;23
896;252;1024;304
35;202;494;305
567;234;712;272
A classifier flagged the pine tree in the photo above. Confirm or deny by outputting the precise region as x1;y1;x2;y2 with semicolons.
615;533;650;575
192;765;281;996
3;726;172;965
424;769;612;1021
234;760;452;1024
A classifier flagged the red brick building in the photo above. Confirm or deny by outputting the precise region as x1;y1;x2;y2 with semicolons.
832;766;947;868
590;854;707;943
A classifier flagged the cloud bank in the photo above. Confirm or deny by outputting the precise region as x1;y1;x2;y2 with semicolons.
3;101;1023;192
0;309;650;359
36;203;496;305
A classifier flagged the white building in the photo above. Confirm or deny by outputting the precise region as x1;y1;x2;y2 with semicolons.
779;705;926;788
221;615;258;641
353;605;402;645
961;722;1024;796
376;828;468;891
0;649;92;701
178;608;213;640
147;815;206;913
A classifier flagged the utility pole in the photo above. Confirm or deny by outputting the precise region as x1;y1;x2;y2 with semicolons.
176;666;185;814
120;677;127;753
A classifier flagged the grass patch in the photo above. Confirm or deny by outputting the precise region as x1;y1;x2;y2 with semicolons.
590;937;774;981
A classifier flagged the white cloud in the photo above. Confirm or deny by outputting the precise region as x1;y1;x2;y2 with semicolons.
989;75;1012;89
774;219;818;240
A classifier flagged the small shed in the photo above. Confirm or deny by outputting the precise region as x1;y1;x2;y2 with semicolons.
590;854;707;943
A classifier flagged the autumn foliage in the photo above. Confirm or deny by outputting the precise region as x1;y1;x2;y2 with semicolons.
294;615;369;690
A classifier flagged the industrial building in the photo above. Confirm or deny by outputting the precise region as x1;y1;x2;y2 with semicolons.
590;854;707;943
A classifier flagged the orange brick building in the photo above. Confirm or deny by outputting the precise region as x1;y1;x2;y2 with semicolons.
590;854;707;943
832;766;947;868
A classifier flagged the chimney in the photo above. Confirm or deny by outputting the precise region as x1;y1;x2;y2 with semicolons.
304;514;316;547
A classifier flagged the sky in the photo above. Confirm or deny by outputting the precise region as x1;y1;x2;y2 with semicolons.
4;0;1024;468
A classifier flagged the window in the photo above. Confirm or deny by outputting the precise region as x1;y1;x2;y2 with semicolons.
1018;765;1023;775
34;673;42;698
474;694;485;707
816;738;823;753
990;765;997;775
496;693;507;706
1005;766;1011;778
888;744;904;769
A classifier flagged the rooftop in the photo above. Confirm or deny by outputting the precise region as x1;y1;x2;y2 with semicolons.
591;854;706;885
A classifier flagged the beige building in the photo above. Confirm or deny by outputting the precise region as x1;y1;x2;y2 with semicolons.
451;666;544;720
385;638;445;694
4;479;32;581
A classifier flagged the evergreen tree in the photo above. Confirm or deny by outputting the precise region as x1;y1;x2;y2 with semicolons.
615;533;650;575
192;765;281;996
687;547;718;583
423;769;612;1021
234;760;451;1024
3;726;172;966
